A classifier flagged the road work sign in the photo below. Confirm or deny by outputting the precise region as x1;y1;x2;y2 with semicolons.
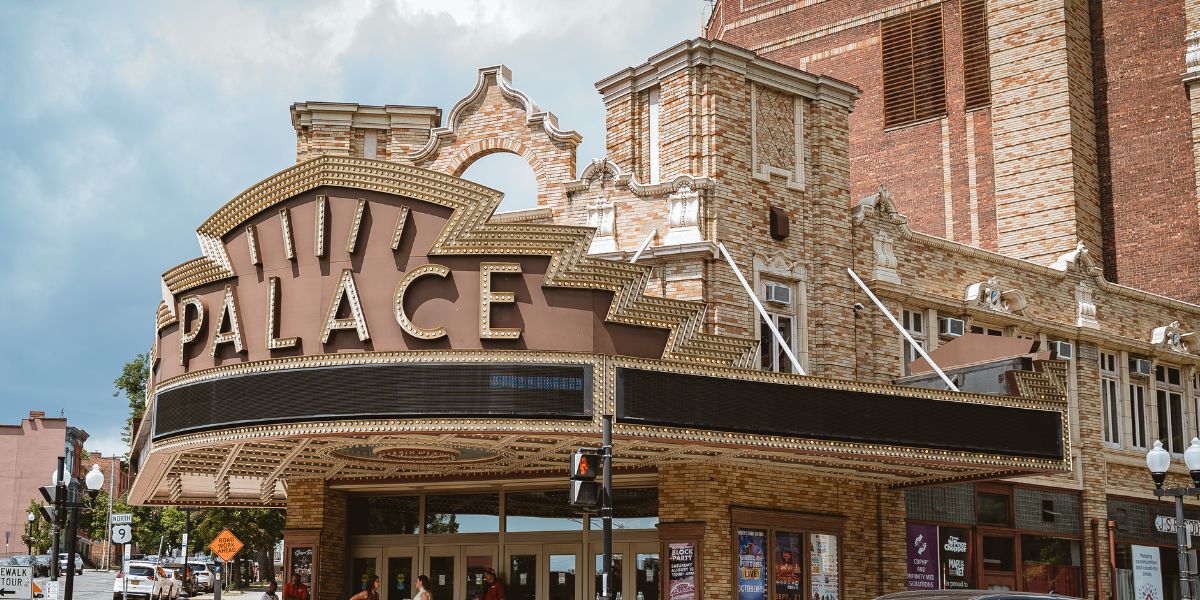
0;565;32;600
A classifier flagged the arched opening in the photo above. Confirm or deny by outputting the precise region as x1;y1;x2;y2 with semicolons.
459;152;539;213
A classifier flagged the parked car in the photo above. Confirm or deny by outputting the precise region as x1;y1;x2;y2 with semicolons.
874;591;1084;600
188;562;214;592
58;553;83;575
10;555;35;569
113;561;177;600
33;555;51;576
163;563;196;597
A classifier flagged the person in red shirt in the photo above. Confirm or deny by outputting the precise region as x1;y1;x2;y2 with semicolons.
482;568;506;600
283;573;309;600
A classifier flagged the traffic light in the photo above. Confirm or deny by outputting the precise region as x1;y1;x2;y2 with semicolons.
37;486;58;523
568;449;604;509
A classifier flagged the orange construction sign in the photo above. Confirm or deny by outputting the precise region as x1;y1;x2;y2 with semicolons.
209;529;244;561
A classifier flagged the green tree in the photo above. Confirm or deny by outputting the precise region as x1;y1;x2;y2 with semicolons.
22;499;51;554
114;352;150;446
193;508;285;587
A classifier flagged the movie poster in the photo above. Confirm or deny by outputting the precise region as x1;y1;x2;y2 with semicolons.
668;542;696;600
290;547;313;586
737;529;767;600
775;532;803;600
809;534;839;600
906;524;939;590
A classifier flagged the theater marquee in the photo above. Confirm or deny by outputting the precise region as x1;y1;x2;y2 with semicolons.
128;157;1069;507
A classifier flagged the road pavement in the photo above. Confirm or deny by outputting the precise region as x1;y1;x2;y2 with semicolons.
33;572;254;600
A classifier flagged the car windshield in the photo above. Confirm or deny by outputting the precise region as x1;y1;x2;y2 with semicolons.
13;556;32;564
190;564;208;572
128;566;154;577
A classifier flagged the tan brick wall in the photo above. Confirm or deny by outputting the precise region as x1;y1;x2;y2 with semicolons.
285;480;347;600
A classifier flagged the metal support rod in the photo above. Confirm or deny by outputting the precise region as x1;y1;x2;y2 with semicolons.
599;415;614;600
51;457;64;582
847;268;959;391
630;229;657;263
104;459;114;571
183;510;191;597
65;501;77;600
717;242;806;375
1177;495;1193;600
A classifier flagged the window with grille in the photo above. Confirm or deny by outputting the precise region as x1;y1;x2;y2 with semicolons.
1100;352;1121;445
961;0;991;110
881;5;947;127
901;308;927;376
1157;365;1186;453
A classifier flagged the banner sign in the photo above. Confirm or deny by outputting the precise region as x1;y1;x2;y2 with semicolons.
938;527;972;590
1132;544;1164;600
809;534;839;600
1154;515;1200;537
737;529;767;600
667;542;696;600
906;524;939;590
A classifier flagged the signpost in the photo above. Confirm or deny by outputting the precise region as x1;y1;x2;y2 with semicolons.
0;565;33;600
209;531;242;600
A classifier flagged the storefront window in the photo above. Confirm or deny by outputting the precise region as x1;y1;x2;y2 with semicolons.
809;534;839;600
589;488;658;530
982;536;1015;572
978;493;1011;526
506;490;583;532
774;532;803;600
1020;536;1082;596
349;496;420;535
730;513;840;600
425;493;500;534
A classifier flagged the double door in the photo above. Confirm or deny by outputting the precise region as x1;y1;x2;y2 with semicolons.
353;545;496;600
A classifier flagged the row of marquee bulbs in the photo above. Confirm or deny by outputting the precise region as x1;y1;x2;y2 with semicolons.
1147;438;1200;488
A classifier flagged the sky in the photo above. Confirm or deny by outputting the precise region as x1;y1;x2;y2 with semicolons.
0;0;712;456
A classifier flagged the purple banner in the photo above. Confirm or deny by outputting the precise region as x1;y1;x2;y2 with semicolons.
906;524;939;590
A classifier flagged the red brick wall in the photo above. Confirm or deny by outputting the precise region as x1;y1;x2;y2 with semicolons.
1091;0;1200;301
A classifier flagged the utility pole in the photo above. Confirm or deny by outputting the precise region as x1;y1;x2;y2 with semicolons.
104;459;114;571
599;415;613;600
50;457;64;582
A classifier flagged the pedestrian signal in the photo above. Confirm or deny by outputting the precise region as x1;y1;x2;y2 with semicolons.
568;449;603;509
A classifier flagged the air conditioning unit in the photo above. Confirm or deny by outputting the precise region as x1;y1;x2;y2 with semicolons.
938;317;965;337
765;282;791;305
1048;340;1073;361
1130;358;1152;376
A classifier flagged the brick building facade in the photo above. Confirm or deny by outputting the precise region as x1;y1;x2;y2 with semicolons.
0;411;88;558
128;34;1200;600
706;0;1200;304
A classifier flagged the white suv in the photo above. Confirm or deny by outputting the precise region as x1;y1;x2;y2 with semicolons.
189;562;214;592
113;562;178;600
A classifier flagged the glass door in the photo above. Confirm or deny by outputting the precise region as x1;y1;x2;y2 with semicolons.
980;532;1018;592
631;543;660;600
505;544;539;600
425;544;496;600
425;547;457;600
384;547;417;600
350;548;383;599
590;543;626;600
464;547;495;600
545;543;582;600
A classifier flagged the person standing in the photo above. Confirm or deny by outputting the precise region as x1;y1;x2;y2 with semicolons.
261;580;280;600
349;575;380;600
284;573;309;600
413;575;432;600
482;568;506;600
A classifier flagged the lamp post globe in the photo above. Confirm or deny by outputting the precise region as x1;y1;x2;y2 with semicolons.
51;469;71;486
28;511;35;523
1147;440;1172;488
1184;438;1200;486
85;464;104;492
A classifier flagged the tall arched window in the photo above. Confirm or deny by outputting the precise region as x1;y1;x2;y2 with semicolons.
459;153;539;213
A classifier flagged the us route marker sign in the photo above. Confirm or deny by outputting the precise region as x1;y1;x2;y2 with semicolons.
0;565;33;599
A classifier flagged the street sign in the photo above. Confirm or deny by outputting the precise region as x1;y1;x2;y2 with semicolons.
111;524;132;545
111;513;132;525
41;580;56;600
209;530;243;562
0;565;33;600
123;544;131;562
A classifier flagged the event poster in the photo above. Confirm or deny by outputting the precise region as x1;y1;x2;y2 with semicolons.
938;527;971;590
737;529;767;600
1132;545;1164;600
774;532;804;600
668;542;696;600
809;534;839;600
906;524;939;590
290;547;313;586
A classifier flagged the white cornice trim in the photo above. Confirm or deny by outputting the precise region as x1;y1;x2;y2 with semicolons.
565;157;715;197
591;240;718;262
595;38;860;109
291;102;442;130
408;65;582;163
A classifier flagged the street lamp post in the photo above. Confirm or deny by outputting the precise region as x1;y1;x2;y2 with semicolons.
1146;439;1200;600
26;512;35;556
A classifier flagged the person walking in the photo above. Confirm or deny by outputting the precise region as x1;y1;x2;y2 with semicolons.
413;575;432;600
349;575;380;600
482;568;506;600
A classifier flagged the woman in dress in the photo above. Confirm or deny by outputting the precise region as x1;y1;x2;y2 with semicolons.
349;575;380;600
413;575;432;600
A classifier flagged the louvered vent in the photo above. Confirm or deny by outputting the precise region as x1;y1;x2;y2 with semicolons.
962;0;992;110
881;5;947;127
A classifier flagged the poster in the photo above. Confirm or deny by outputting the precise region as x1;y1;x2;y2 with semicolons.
1132;545;1164;600
290;547;313;586
668;542;696;600
938;527;971;590
810;534;839;600
906;524;939;590
775;532;803;600
737;529;767;600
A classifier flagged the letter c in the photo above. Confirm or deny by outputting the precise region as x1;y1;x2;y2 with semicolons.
394;263;451;339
